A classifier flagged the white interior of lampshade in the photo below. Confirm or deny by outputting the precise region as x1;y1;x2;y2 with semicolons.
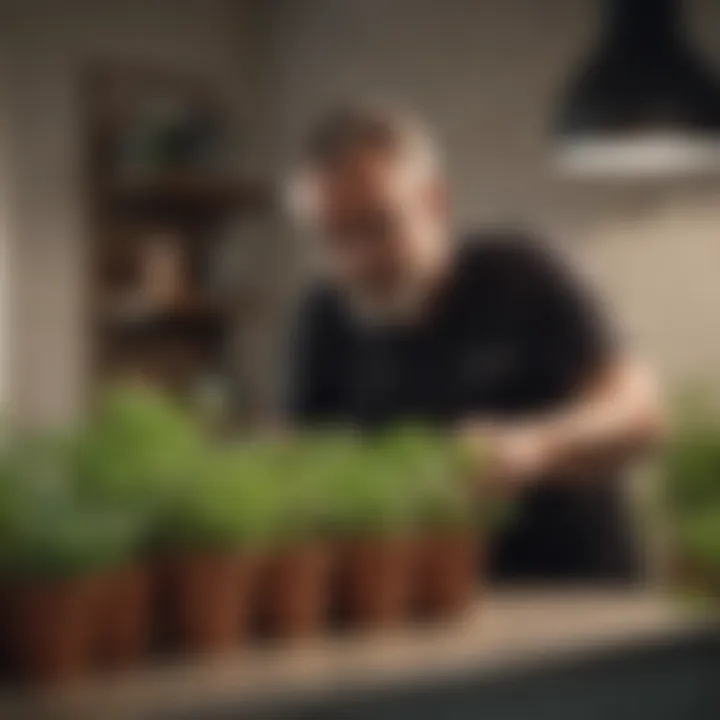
555;132;720;178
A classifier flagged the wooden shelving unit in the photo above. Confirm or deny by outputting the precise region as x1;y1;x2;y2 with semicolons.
110;174;271;219
84;64;272;404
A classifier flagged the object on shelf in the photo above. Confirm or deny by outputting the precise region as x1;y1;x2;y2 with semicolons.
415;532;481;619
0;391;502;685
95;564;153;669
111;175;270;218
86;64;271;409
139;231;187;309
258;541;333;639
337;537;417;628
160;553;259;654
660;393;720;602
115;90;232;181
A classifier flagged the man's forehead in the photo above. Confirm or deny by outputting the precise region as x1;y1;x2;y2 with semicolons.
316;151;421;212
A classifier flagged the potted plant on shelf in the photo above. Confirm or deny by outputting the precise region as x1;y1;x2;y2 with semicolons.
255;437;340;641
74;383;207;518
158;441;279;655
0;433;144;684
325;433;421;629
73;383;206;667
408;429;505;619
660;398;720;604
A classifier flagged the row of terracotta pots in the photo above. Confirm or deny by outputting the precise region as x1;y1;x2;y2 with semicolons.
670;555;720;603
0;564;151;685
0;530;479;686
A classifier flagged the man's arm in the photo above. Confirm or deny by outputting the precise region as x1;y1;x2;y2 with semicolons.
458;237;664;488
462;355;664;487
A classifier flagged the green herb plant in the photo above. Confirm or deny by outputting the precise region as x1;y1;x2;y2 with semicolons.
73;384;207;544
662;395;720;586
0;431;144;582
311;426;484;539
161;441;287;554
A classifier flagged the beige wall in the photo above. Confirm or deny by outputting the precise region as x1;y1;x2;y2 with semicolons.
0;0;258;425
0;27;14;409
4;0;720;422
260;0;720;390
580;192;720;388
262;0;720;226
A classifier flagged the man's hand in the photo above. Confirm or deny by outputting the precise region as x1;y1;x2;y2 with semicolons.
459;420;556;491
458;357;664;492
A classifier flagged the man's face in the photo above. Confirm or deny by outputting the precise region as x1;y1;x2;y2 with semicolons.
310;149;448;305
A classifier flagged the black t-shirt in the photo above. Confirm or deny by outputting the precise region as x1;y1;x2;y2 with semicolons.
287;232;637;581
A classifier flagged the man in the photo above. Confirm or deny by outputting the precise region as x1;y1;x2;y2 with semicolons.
285;105;663;581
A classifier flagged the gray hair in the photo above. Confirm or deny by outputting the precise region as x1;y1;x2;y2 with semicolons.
286;103;443;221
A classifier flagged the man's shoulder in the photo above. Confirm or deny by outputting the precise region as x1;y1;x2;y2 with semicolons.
457;228;557;274
455;229;574;298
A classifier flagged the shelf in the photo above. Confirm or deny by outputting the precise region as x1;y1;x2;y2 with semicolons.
109;174;273;218
0;592;694;719
102;297;230;343
85;64;268;406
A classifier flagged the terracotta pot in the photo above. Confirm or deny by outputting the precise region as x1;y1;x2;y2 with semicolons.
95;564;152;669
163;552;258;655
7;574;102;685
415;530;480;619
670;555;720;600
0;585;15;682
338;536;417;629
260;542;332;640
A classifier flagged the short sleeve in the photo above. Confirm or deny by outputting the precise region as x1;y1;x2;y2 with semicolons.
512;240;615;402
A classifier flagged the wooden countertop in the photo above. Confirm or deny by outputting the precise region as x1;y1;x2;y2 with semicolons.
0;589;705;719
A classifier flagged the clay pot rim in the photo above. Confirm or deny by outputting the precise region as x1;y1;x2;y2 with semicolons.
1;563;130;592
157;545;265;562
333;528;421;542
420;520;477;532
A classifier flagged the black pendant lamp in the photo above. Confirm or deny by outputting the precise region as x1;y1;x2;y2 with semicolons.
554;0;720;177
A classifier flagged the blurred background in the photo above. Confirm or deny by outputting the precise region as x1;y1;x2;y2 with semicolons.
0;1;719;714
0;0;719;426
